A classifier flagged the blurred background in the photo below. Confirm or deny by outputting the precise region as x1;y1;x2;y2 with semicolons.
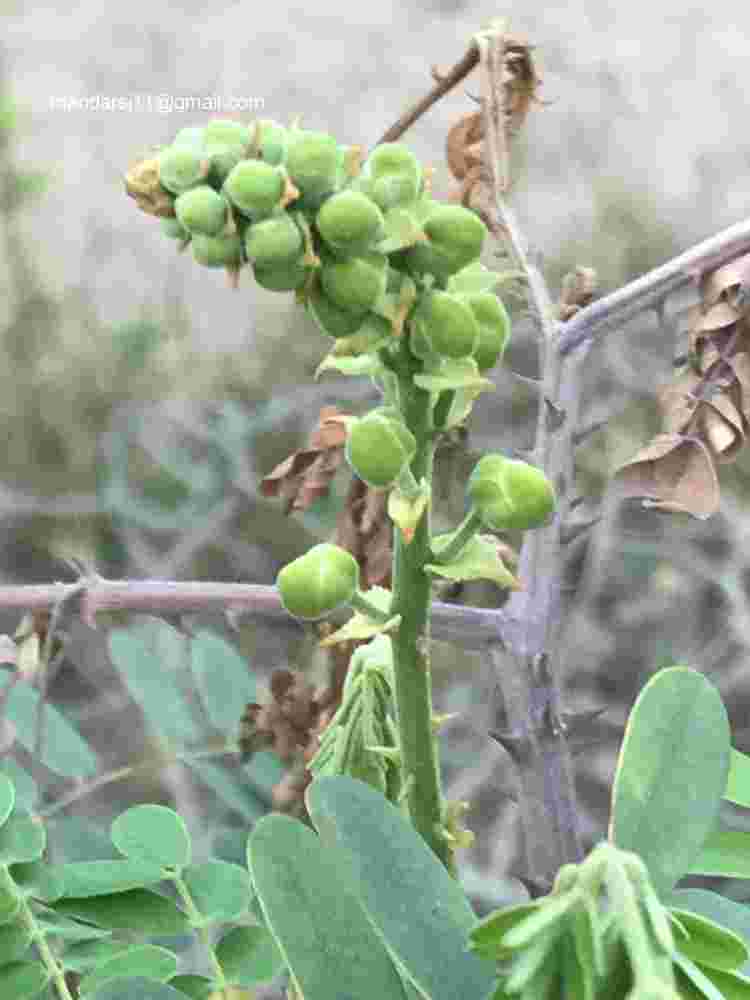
2;0;750;991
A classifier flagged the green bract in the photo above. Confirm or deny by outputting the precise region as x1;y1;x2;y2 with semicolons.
224;160;287;219
316;190;385;256
160;216;189;240
346;412;417;488
175;186;228;237
320;252;387;315
285;129;339;208
277;543;359;620
244;213;303;268
192;232;243;269
362;143;422;210
158;146;208;195
467;454;556;531
405;204;487;280
410;290;479;360
464;292;512;372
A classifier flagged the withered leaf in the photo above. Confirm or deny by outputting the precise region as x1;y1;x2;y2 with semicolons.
700;251;750;309
613;432;720;519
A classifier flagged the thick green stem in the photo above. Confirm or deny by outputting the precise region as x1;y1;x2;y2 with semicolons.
390;363;451;870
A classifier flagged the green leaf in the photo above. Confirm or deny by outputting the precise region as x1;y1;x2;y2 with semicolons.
85;977;191;999
501;891;580;949
414;360;495;394
426;534;520;589
470;902;542;961
111;805;191;869
0;918;32;965
609;666;730;896
691;965;750;999
189;630;256;733
0;774;15;827
247;813;410;1000
689;830;750;878
79;944;178;995
185;759;267;824
59;860;167;897
58;937;131;974
0;761;35;812
0;961;49;998
725;749;750;808
1;681;98;779
667;889;750;976
447;261;503;295
9;861;64;902
214;925;284;985
306;775;496;1000
0;809;45;863
316;352;384;379
51;888;192;935
165;975;214;1000
669;906;749;971
674;951;730;1000
181;860;252;925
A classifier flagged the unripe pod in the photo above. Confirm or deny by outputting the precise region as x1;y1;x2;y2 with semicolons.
277;543;359;620
405;204;487;280
464;293;511;372
285;129;339;208
161;216;189;240
307;283;366;338
253;256;310;292
172;126;205;149
244;213;303;269
345;412;416;488
410;290;479;360
467;454;556;532
224;160;286;220
255;119;288;165
363;143;422;210
158;146;209;195
315;191;385;256
175;186;228;237
320;252;387;315
205;143;246;187
203;119;252;149
192;232;243;269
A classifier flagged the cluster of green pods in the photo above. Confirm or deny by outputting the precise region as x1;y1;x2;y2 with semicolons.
139;118;511;373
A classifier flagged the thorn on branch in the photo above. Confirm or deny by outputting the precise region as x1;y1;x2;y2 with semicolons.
560;515;602;546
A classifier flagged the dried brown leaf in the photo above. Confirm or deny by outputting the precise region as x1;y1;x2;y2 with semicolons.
614;432;720;519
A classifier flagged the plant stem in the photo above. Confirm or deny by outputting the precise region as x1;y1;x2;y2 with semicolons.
389;359;450;870
349;591;393;623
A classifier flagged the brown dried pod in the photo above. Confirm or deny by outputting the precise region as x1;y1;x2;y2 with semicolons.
124;156;176;218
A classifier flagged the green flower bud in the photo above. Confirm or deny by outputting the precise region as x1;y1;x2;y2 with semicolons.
285;129;339;208
467;454;556;532
277;543;359;620
320;252;387;315
410;290;479;359
175;186;228;237
202;119;252;149
253;256;310;292
157;146;209;195
345;412;416;488
405;204;487;280
192;232;243;269
465;293;511;372
363;143;422;210
255;119;288;165
172;126;205;148
315;190;385;256
224;160;287;219
307;282;366;338
244;213;302;268
161;216;189;240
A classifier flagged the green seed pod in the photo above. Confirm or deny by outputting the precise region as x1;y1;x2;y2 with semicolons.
157;146;209;195
202;119;252;149
255;119;288;165
410;290;479;360
161;216;189;240
285;129;339;208
192;232;243;268
175;186;228;237
307;282;367;338
277;543;360;620
316;190;385;256
172;126;205;149
467;454;556;532
465;293;511;372
224;160;286;219
363;143;422;210
346;412;416;489
320;252;387;315
405;204;487;280
205;143;246;187
244;213;303;268
253;256;310;292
